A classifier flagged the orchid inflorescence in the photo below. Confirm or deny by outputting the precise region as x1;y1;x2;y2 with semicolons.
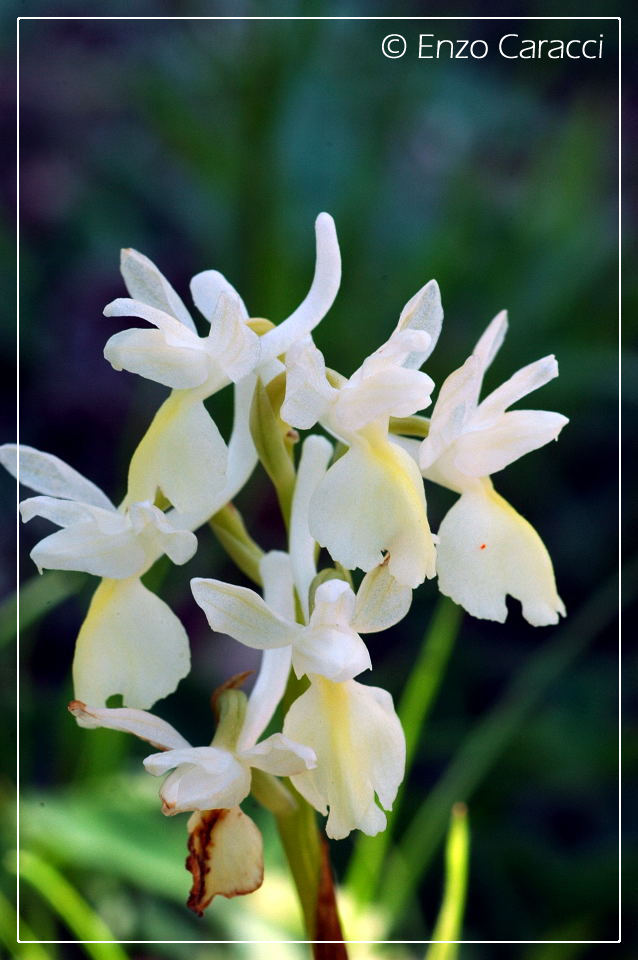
5;213;567;919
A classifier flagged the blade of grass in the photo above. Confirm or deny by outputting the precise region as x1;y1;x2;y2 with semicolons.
9;851;128;960
0;572;87;648
382;562;626;932
425;803;470;960
346;598;462;903
0;889;51;960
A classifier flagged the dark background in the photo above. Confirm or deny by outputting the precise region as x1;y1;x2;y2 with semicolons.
1;6;625;958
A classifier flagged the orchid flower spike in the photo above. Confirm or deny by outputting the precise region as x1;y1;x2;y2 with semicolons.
103;214;341;517
416;310;569;626
1;443;194;708
280;280;444;588
191;560;412;685
68;695;314;913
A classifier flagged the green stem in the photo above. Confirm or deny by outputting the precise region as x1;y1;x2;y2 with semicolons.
209;502;264;585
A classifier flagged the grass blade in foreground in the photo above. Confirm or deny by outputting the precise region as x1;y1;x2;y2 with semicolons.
425;803;470;960
11;851;128;960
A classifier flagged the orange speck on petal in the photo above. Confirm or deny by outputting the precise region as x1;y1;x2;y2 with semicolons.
479;543;487;550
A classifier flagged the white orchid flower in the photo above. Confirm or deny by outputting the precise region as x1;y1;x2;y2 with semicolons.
2;443;196;708
191;560;411;685
68;693;313;913
68;691;315;814
280;281;443;588
415;310;569;626
283;675;406;840
103;213;341;516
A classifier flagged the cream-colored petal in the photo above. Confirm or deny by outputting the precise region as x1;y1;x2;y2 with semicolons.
357;329;432;379
72;577;190;708
153;748;251;814
104;298;193;342
186;808;263;915
190;269;248;322
472;309;508;377
127;501;198;566
237;552;295;751
120;248;197;332
335;367;434;433
310;579;356;630
281;337;334;430
126;394;228;515
292;625;372;682
475;355;559;424
260;213;341;362
436;485;566;626
419;356;482;470
30;522;145;578
352;561;413;633
68;701;191;750
190;578;300;650
19;495;116;530
207;292;260;383
395;279;443;367
289;435;333;620
0;444;113;509
310;439;436;588
284;677;406;839
104;328;209;389
453;410;569;477
240;733;316;776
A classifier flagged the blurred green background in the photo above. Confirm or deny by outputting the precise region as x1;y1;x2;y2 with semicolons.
2;6;624;958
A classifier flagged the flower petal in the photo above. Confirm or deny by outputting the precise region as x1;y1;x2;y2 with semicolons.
260;212;341;362
419;356;482;470
19;495;119;531
207;292;260;382
238;552;295;751
104;327;209;389
334;367;434;433
395;279;444;368
284;676;406;839
127;501;198;566
186;808;263;915
190;269;248;322
292;624;372;683
281;337;334;430
72;577;190;708
148;748;251;814
30;521;145;578
67;701;191;750
240;733;316;776
290;435;333;620
310;438;436;588
120;247;197;332
0;444;113;510
191;578;300;650
475;355;559;423
472;309;508;377
353;561;413;633
435;484;566;626
126;394;228;515
453;409;569;477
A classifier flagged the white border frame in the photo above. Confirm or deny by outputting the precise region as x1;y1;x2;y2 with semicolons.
14;13;622;950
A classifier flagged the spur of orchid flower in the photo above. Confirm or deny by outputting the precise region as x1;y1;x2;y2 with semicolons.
280;280;443;588
415;310;568;626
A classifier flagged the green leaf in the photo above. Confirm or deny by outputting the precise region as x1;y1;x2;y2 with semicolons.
425;803;470;960
0;572;88;648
